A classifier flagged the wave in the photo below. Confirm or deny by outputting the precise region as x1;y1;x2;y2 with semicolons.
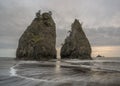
9;59;120;83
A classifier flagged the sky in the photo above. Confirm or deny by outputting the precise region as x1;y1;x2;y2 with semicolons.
0;0;120;57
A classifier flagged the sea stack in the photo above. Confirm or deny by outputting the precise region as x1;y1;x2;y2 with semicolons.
16;10;56;60
60;19;92;59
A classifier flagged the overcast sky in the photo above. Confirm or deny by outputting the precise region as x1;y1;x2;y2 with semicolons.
0;0;120;57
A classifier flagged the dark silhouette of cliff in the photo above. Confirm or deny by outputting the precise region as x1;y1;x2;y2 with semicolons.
16;11;56;60
61;19;92;59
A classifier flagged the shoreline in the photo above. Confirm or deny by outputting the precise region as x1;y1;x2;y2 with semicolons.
0;58;120;86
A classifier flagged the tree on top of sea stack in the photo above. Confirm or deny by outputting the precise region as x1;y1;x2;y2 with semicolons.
16;10;56;60
60;19;92;60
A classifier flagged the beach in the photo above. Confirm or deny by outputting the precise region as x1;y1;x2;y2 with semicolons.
0;57;120;86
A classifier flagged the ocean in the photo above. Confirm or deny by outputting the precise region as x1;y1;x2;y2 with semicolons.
0;57;120;86
0;46;120;58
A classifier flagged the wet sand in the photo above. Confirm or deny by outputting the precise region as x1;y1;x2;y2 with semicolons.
0;57;120;86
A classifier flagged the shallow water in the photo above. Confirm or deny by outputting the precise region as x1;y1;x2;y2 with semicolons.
0;57;120;86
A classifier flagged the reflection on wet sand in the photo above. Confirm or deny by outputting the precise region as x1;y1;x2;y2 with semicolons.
55;60;61;73
0;58;120;86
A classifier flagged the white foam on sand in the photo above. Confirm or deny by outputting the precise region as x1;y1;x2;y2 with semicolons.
9;62;20;77
9;60;120;83
9;61;39;77
10;66;17;76
9;62;55;82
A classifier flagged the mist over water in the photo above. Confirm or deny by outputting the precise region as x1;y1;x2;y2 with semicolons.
0;56;120;86
10;58;120;85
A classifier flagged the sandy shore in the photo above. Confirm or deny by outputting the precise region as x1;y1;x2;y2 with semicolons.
0;57;120;86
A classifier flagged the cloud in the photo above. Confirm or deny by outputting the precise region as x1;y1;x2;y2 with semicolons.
57;26;120;47
84;27;120;46
0;0;120;50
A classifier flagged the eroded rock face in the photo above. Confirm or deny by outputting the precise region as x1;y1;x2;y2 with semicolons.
60;19;92;59
16;11;56;60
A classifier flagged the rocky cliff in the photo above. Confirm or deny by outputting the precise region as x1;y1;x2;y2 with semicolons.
60;19;92;59
16;11;56;60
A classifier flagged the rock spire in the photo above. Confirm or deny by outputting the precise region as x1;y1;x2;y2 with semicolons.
16;11;56;60
60;19;92;59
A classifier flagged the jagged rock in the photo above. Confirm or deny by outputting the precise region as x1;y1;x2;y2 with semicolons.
60;19;92;59
16;11;56;60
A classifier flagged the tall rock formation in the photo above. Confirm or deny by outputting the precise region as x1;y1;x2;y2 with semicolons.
60;19;92;59
16;11;56;60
